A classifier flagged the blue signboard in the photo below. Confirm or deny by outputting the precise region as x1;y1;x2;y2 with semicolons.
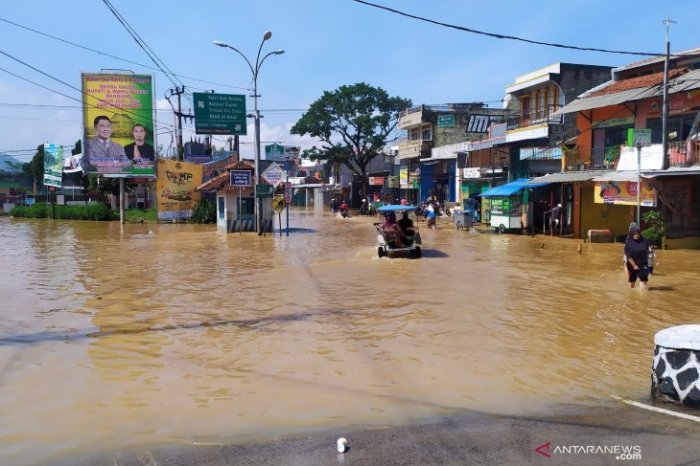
230;169;252;187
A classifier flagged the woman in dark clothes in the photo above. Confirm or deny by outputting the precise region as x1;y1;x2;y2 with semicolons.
624;222;651;290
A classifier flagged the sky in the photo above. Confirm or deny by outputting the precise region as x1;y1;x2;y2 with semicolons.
0;0;698;162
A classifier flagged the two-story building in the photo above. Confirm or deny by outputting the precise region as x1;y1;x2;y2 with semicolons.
536;48;700;247
505;63;614;179
397;103;510;204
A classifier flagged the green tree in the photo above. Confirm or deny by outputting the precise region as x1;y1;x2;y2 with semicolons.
71;139;82;155
291;83;411;200
29;143;45;185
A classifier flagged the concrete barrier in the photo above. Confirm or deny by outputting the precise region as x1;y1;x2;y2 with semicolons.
587;229;614;243
651;325;700;408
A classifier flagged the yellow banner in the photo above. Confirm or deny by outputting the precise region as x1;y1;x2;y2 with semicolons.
594;181;657;207
156;158;204;220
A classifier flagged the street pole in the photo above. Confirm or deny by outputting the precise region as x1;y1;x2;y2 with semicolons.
285;155;290;236
213;33;284;235
661;17;675;170
636;143;642;224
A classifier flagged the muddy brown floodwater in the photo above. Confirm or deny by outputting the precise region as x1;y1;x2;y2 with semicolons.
0;210;698;465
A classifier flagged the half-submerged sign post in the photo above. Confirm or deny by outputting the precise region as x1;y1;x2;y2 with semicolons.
630;128;652;224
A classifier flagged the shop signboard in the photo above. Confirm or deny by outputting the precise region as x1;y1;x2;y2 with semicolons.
595;181;657;207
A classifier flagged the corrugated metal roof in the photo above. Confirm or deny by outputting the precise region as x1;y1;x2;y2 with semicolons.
528;169;609;184
644;168;700;178
553;68;700;116
592;171;642;182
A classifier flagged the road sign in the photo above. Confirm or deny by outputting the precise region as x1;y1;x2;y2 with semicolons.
271;194;287;213
255;184;273;198
193;92;247;135
628;128;652;147
230;169;252;187
261;162;287;188
284;181;292;203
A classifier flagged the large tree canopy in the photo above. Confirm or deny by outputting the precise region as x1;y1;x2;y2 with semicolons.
291;82;411;196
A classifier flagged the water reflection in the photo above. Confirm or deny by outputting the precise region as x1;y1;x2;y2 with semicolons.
0;214;698;464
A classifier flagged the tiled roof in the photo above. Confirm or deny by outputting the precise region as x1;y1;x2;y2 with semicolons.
589;68;687;96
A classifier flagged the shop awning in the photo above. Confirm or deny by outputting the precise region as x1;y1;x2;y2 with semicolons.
592;170;643;182
528;169;609;184
643;168;700;178
478;178;550;197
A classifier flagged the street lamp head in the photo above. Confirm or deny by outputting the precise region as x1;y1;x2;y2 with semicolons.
212;40;227;47
263;31;272;41
273;50;285;55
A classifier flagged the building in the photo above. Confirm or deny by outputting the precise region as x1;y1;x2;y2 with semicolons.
537;48;700;247
505;63;613;180
397;103;510;204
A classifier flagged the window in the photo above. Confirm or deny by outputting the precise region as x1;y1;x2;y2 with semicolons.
409;128;420;141
422;127;432;141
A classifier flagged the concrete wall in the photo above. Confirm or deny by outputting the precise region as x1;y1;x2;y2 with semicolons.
579;185;633;238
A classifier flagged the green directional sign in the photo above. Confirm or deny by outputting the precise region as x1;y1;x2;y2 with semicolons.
255;184;273;198
193;92;247;135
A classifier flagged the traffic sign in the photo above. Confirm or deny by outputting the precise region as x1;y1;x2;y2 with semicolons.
193;92;247;135
255;184;273;198
230;169;252;187
271;194;287;213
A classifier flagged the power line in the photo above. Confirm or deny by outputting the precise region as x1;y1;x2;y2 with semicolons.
0;50;176;132
101;0;182;88
351;0;663;57
0;16;249;91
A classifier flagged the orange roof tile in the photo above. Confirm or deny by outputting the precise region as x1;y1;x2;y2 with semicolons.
590;68;688;96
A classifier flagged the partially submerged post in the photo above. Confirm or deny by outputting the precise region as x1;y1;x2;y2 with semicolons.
651;325;700;408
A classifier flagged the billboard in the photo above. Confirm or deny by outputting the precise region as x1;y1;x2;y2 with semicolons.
156;159;203;220
43;143;63;188
264;144;300;162
82;73;155;176
595;181;657;207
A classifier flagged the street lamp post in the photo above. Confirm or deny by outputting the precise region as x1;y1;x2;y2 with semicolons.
213;33;284;235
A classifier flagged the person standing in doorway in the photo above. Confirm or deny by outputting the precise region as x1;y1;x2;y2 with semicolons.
624;222;651;290
547;203;562;235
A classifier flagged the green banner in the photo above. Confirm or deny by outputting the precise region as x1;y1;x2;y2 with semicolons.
43;143;63;188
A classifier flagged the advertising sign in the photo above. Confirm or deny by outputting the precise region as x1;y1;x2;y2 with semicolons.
156;159;203;220
261;163;286;188
43;143;63;188
388;176;399;188
193;93;247;135
595;181;657;207
256;184;273;198
616;145;664;171
82;73;155;176
438;114;456;128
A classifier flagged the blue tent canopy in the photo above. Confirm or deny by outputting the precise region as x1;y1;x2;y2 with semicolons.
477;178;549;197
377;204;415;213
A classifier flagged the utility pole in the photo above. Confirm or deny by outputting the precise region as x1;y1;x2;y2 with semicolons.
661;17;676;169
167;86;194;160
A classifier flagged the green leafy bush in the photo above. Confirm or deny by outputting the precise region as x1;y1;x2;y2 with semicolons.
190;198;216;224
10;203;116;220
642;210;665;246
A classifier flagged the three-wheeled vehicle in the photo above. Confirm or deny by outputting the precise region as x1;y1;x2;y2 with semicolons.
375;204;422;259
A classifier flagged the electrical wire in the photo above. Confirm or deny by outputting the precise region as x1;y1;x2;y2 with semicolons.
0;16;250;91
0;50;176;132
351;0;663;57
101;0;182;88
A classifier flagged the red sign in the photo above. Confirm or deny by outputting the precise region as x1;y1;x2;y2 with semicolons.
370;177;385;186
284;182;292;203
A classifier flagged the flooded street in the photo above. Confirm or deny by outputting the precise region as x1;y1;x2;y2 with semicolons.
0;210;698;465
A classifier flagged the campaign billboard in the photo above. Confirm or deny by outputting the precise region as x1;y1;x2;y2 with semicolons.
156;159;203;220
82;73;155;176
